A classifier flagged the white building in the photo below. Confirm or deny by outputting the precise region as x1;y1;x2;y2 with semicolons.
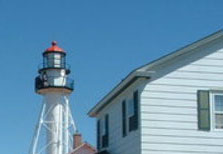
88;30;223;154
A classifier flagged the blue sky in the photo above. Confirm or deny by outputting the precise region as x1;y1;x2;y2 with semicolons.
1;0;223;153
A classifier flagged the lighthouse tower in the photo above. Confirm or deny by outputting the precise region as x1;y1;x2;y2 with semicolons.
30;41;77;154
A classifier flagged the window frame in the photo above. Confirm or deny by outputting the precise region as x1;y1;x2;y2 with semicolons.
101;114;109;148
127;90;139;132
122;100;127;137
101;117;106;136
210;92;223;131
97;119;101;150
127;97;134;132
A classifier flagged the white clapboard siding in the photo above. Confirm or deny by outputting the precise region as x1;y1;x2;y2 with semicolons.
141;105;197;115
97;82;141;154
142;144;223;153
144;83;203;93
193;57;223;66
142;151;220;154
141;98;196;108
165;70;223;80
178;64;223;73
151;77;223;87
141;113;196;122
141;41;223;154
141;128;223;138
204;51;223;58
142;120;197;129
142;135;223;146
141;91;196;100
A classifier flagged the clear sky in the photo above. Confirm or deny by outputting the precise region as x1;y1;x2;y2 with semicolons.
1;0;223;153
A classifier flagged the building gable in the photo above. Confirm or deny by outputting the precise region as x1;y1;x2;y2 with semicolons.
88;29;223;117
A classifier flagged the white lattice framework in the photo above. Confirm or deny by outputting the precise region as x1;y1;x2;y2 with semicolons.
29;94;77;154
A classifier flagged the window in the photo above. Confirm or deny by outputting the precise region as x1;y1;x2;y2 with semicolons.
102;114;109;148
197;90;223;131
212;94;223;129
122;100;127;137
129;90;139;132
128;99;134;131
97;120;101;150
121;90;139;138
128;99;134;117
197;90;210;130
101;119;105;137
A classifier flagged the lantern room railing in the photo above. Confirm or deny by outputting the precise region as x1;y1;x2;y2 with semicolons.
38;63;71;74
35;75;74;92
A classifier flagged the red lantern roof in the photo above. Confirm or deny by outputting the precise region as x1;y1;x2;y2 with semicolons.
45;41;65;53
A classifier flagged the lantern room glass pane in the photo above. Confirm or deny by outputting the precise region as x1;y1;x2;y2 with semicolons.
43;53;65;68
54;54;61;67
47;53;55;67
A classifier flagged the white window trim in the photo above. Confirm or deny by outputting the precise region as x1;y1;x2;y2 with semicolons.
210;92;223;131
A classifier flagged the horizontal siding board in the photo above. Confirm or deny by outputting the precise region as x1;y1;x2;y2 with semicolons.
143;89;195;95
141;113;196;122
203;51;223;58
151;77;223;87
141;120;197;129
142;128;223;138
141;98;196;108
141;143;223;153
192;57;223;66
141;105;197;115
142;149;221;154
144;83;203;92
148;83;223;89
142;151;217;154
142;135;223;146
178;64;223;73
165;70;223;80
141;91;196;99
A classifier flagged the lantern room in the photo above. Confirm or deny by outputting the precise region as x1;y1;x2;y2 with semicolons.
38;41;70;74
35;41;74;94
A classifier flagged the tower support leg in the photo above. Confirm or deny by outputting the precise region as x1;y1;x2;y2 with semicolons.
29;94;77;154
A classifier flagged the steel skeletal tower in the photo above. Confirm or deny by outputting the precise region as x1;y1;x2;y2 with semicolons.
30;41;77;154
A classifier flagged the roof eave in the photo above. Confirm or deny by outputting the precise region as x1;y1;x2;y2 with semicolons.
88;70;151;117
